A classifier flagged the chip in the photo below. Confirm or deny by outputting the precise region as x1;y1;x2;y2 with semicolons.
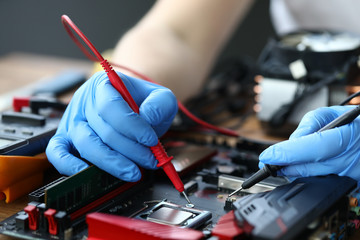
137;202;212;228
147;206;193;225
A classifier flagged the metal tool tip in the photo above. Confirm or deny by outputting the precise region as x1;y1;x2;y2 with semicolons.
182;191;193;205
228;187;242;198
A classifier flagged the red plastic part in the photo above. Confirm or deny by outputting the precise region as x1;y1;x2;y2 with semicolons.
44;208;58;235
24;205;39;230
12;96;30;112
212;211;245;240
61;15;103;62
86;212;204;240
101;60;139;113
151;140;185;192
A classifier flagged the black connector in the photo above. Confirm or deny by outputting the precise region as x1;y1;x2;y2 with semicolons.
29;98;67;114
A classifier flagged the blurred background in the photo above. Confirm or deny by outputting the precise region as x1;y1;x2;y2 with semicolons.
0;0;275;62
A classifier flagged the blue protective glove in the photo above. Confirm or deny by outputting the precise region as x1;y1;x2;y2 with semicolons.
46;71;178;182
259;106;360;182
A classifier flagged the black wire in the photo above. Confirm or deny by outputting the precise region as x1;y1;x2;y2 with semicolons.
339;90;360;106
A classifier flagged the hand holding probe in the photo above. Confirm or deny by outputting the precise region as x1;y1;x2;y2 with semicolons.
102;63;192;205
228;105;360;198
61;15;192;205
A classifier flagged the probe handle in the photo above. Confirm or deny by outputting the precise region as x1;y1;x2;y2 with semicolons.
242;164;283;189
151;141;184;192
318;105;360;132
103;62;140;113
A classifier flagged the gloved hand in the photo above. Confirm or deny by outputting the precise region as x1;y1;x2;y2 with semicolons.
46;71;178;182
259;106;360;182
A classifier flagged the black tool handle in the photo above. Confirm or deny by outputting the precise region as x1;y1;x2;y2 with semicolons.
318;105;360;132
242;164;283;189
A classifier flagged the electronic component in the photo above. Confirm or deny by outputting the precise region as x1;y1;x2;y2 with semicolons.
224;197;237;210
0;111;59;156
2;144;360;240
233;175;357;240
167;143;216;174
147;206;193;225
28;177;67;203
15;214;28;231
45;166;131;213
136;202;211;229
0;166;150;239
183;180;198;195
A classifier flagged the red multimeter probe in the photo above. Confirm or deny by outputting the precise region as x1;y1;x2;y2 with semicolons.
61;15;192;205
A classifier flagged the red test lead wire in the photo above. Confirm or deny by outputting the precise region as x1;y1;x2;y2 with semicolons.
61;15;192;205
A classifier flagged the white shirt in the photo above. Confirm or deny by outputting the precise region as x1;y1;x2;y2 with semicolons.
270;0;360;36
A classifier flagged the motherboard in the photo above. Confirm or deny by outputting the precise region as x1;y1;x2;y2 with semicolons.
1;132;359;240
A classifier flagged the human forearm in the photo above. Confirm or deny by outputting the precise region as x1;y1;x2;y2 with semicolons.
112;0;254;101
112;24;204;101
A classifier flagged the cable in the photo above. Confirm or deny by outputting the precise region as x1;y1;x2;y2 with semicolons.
61;15;103;62
61;15;239;137
339;90;360;106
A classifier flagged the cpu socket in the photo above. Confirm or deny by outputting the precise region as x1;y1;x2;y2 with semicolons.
136;202;211;228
